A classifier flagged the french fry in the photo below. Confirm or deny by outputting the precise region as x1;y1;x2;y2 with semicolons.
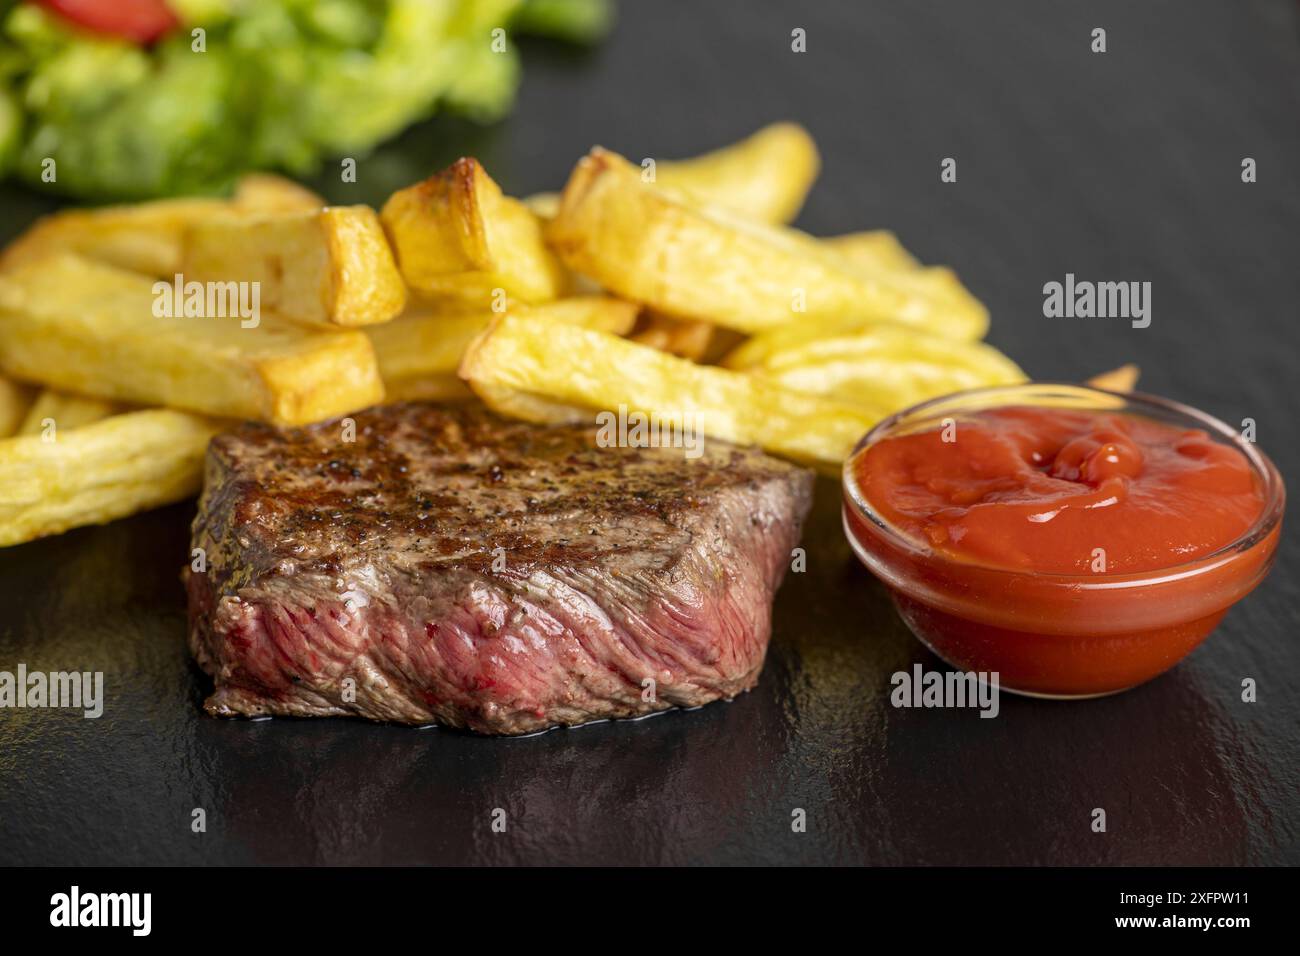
823;230;921;272
0;376;34;438
745;326;1027;411
630;313;715;361
0;409;220;548
459;314;883;469
0;174;326;279
383;374;476;404
654;122;820;225
381;158;569;308
368;296;639;388
181;206;407;327
370;312;516;385
699;327;748;366
466;382;592;426
18;390;121;436
922;383;1129;415
0;198;228;278
0;255;384;426
1087;364;1141;392
723;315;932;370
522;192;561;220
526;123;820;227
546;149;988;338
232;173;326;214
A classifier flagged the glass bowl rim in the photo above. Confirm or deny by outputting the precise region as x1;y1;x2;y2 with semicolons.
841;382;1286;584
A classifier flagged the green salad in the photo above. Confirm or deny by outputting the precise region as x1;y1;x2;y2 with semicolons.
0;0;610;200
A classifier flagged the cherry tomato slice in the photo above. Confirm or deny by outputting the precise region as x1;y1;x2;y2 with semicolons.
36;0;179;44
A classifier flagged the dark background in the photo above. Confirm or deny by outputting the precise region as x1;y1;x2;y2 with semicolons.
1;0;1297;865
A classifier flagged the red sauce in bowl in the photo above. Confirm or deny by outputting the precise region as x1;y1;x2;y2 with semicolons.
842;386;1284;698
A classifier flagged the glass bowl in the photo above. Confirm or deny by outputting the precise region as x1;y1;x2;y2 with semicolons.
842;383;1285;698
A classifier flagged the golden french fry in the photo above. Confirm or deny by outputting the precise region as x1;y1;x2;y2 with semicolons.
0;376;34;438
750;326;1027;411
370;312;512;384
699;327;748;366
526;125;818;227
823;230;921;272
382;373;476;404
547;149;988;338
368;296;639;385
381;158;569;308
232;173;325;214
18;390;121;436
0;175;325;279
459;315;883;468
0;409;220;548
722;315;919;370
0;255;384;426
918;383;1128;415
630;313;715;361
654;122;820;225
522;192;561;220
0;198;229;278
466;382;591;425
628;317;675;352
181;206;407;328
518;295;641;332
1087;364;1141;392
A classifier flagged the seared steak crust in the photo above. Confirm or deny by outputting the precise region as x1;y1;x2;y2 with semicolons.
186;403;813;734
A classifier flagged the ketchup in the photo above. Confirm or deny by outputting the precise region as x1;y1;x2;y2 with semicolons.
843;398;1283;697
856;407;1264;575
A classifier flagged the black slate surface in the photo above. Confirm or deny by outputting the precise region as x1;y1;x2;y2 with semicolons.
1;0;1297;866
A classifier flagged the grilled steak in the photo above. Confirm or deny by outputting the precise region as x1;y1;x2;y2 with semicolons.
185;403;814;734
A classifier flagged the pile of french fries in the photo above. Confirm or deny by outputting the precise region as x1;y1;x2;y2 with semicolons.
0;122;1134;548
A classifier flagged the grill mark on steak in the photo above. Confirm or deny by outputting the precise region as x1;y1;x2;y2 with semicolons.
185;403;814;734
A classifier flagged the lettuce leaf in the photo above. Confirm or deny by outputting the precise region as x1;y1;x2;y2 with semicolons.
0;0;606;200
